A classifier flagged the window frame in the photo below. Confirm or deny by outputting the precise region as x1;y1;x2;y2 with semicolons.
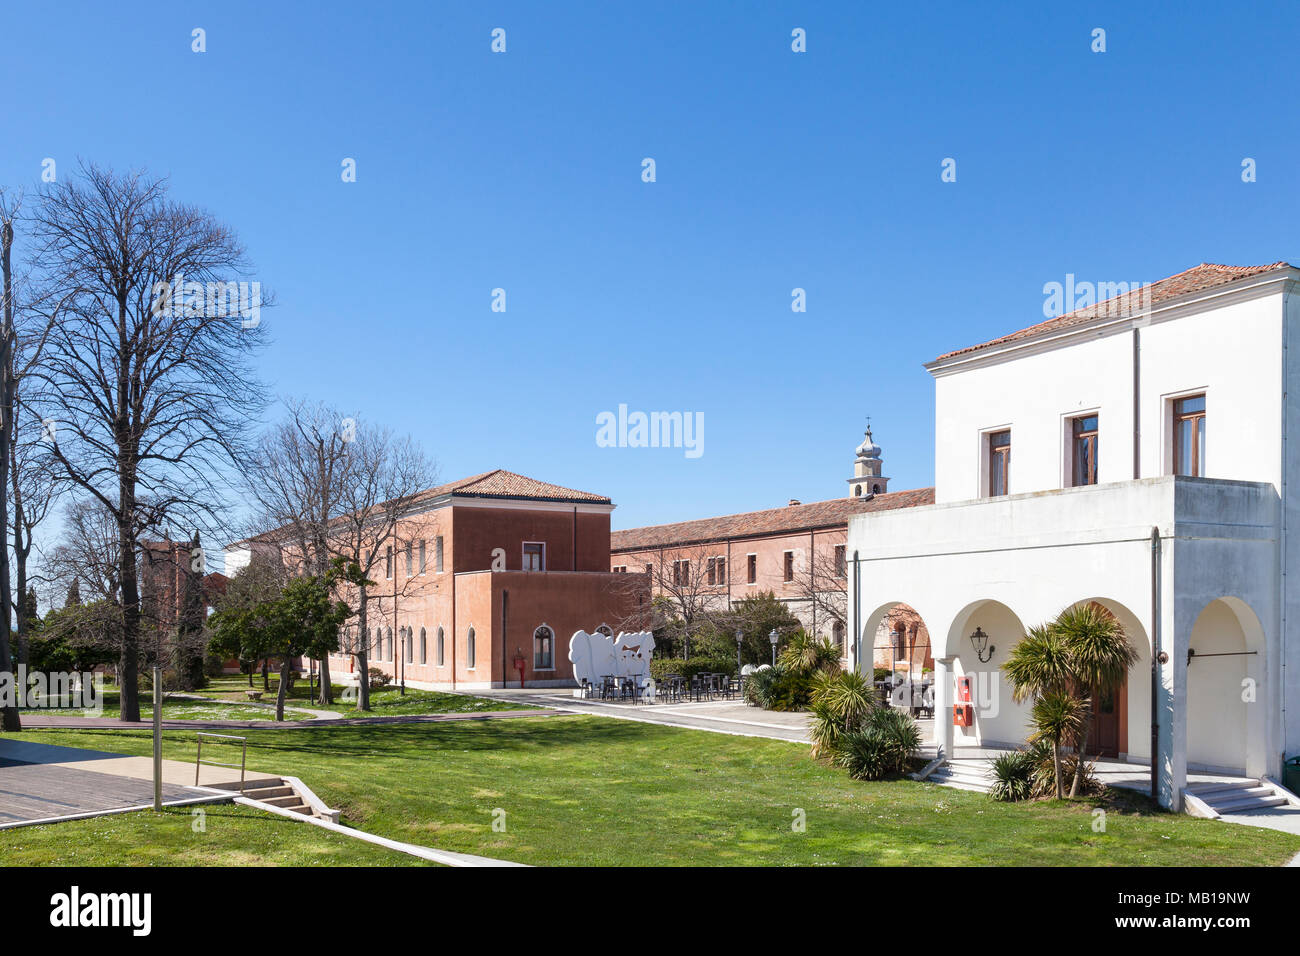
533;624;555;671
746;553;757;585
522;541;546;572
1067;412;1100;487
985;429;1012;497
1172;393;1207;477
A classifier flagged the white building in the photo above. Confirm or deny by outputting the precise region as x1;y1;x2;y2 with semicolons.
846;261;1299;810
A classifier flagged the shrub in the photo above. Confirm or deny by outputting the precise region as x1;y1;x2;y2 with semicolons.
649;656;735;683
990;750;1035;802
778;632;842;675
873;668;891;682
809;670;877;758
367;667;391;689
744;665;813;711
1025;738;1099;798
830;707;921;780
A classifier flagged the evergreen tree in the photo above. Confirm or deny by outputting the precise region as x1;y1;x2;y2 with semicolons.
175;532;208;690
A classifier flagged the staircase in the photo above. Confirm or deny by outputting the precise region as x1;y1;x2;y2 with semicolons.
242;778;315;816
1184;779;1292;815
927;759;993;793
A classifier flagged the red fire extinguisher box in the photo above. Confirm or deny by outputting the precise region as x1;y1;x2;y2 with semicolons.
953;703;975;726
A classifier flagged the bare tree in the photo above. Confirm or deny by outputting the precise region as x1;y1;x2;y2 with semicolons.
328;418;436;710
28;164;267;721
612;544;729;657
786;543;849;642
242;399;357;704
10;404;58;666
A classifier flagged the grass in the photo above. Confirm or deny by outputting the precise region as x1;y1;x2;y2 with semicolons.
23;689;313;722
0;804;428;866
4;716;1297;867
201;675;533;718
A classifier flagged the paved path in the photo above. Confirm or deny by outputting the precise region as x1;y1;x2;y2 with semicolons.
475;688;813;742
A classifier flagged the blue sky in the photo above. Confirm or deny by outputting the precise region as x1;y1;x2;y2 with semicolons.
3;1;1296;531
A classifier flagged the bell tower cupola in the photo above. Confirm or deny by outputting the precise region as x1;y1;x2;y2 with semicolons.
848;419;889;498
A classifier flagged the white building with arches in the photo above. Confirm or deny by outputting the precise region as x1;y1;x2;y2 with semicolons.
846;261;1299;810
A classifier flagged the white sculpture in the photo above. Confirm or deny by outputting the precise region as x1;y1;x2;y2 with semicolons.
569;629;656;687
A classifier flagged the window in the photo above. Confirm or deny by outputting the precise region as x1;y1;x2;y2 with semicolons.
746;553;757;584
612;564;627;573
437;626;445;666
783;551;794;583
644;564;652;577
523;542;545;571
706;557;717;585
373;628;382;657
1070;414;1099;486
405;542;413;577
467;627;476;668
385;627;392;661
1173;394;1206;477
385;545;393;579
418;539;427;575
419;627;427;664
987;430;1011;497
405;628;413;663
596;623;613;636
708;555;725;585
435;535;444;572
832;619;845;653
834;544;847;577
672;559;689;586
534;625;554;669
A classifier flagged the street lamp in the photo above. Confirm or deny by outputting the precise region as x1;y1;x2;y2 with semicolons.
769;628;779;666
969;626;995;663
735;629;743;680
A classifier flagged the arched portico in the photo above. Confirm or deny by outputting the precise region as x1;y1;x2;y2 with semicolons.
941;599;1033;752
1186;597;1266;776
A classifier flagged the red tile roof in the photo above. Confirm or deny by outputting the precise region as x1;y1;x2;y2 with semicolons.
415;469;611;504
934;262;1294;362
610;488;935;552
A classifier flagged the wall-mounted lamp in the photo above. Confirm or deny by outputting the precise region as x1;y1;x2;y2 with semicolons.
969;626;995;663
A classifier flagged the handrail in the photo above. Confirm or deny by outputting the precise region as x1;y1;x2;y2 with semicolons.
195;732;248;792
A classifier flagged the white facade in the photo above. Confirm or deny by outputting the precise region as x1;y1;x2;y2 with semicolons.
847;263;1300;810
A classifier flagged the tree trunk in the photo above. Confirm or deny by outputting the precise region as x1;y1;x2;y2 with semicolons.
116;508;141;722
357;586;371;711
316;653;332;706
261;657;269;691
1052;739;1064;799
0;222;20;731
1069;693;1093;798
275;658;290;722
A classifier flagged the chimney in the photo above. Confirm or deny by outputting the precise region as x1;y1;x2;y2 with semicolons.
788;498;801;507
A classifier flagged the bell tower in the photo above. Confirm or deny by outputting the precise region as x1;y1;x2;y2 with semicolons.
847;419;888;498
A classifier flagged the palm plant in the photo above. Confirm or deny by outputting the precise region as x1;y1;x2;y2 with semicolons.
1054;603;1135;796
1003;624;1072;703
1028;691;1088;799
808;670;876;758
778;632;842;676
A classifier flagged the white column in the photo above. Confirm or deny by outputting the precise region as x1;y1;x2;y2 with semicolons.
934;656;955;759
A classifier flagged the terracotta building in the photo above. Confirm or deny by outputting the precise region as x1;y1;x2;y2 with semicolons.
610;427;934;663
225;470;647;689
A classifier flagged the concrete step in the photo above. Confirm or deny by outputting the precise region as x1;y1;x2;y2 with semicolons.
1194;784;1274;802
242;785;295;800
1186;779;1258;796
929;763;993;793
261;794;308;809
283;803;313;816
1211;793;1289;813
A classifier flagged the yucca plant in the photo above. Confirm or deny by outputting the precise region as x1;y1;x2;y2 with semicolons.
1029;690;1088;799
989;750;1035;802
778;632;842;676
1053;603;1135;796
831;707;921;780
809;670;878;758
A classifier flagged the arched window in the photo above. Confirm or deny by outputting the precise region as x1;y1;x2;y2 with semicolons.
385;627;393;662
534;624;554;669
419;627;427;664
467;627;476;669
373;628;381;657
437;626;445;667
832;619;845;653
595;623;613;637
405;627;414;663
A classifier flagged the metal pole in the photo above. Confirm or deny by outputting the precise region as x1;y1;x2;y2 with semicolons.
152;665;162;810
1150;526;1161;804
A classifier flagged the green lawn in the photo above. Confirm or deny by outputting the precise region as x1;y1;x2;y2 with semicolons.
23;689;313;722
4;716;1296;866
202;675;533;718
0;804;428;866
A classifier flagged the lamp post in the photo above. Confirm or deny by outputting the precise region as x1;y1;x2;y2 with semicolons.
969;626;995;663
735;629;743;680
769;628;779;667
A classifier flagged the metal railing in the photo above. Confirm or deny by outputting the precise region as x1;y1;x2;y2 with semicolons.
195;732;248;792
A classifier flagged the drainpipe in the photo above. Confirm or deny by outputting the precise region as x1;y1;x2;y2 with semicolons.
1150;525;1161;803
852;550;861;673
501;589;509;690
1133;328;1141;480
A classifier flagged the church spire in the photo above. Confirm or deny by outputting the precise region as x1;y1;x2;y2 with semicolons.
847;418;889;498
